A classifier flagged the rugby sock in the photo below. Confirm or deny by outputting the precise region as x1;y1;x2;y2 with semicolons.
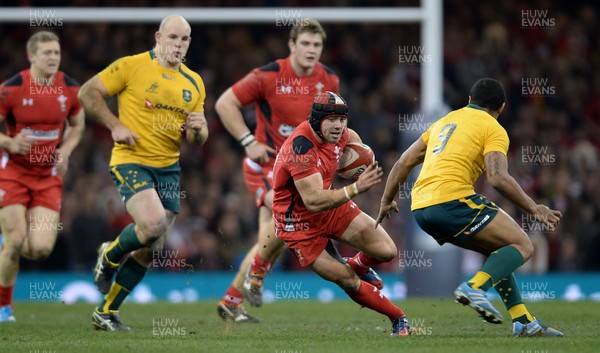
347;281;405;320
468;245;524;291
0;284;13;306
97;255;147;313
347;252;380;277
494;273;534;324
222;286;243;305
508;304;535;324
250;253;270;277
105;224;144;265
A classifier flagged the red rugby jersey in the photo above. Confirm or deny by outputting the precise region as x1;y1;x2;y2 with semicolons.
0;69;81;175
272;121;349;234
231;57;339;152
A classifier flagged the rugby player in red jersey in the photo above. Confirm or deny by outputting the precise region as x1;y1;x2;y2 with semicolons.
271;91;409;336
0;31;85;322
215;19;381;322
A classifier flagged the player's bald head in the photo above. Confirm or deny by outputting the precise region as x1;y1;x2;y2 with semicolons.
159;15;191;34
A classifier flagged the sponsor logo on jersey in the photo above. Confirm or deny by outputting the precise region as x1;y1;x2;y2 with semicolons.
21;127;59;141
22;98;34;106
278;123;295;137
145;98;155;109
143;100;185;115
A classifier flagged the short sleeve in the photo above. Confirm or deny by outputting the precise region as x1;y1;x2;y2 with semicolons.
193;75;206;113
97;57;130;96
0;83;11;117
231;69;263;106
285;136;319;181
420;123;433;145
68;85;82;116
484;123;509;155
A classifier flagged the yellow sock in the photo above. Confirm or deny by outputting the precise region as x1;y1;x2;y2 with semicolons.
508;303;535;323
468;271;492;290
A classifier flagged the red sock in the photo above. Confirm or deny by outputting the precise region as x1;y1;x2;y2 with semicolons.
222;285;243;305
0;284;14;307
250;253;270;276
347;252;381;276
347;281;404;320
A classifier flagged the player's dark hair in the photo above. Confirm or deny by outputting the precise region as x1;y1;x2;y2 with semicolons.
27;31;59;55
290;18;326;43
469;78;506;111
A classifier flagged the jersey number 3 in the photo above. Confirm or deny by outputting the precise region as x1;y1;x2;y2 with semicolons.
432;123;457;155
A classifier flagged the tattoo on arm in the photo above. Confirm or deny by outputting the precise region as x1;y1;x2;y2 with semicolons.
493;155;499;176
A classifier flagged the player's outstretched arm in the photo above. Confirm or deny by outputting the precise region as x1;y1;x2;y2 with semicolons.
296;162;383;213
215;88;275;163
78;75;139;145
376;137;427;227
484;151;561;228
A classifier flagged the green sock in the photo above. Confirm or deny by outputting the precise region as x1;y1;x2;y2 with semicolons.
469;245;524;291
97;256;148;313
494;273;535;324
106;224;144;264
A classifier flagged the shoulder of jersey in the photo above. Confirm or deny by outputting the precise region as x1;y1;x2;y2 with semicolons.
178;61;201;77
1;73;23;87
118;50;156;66
320;63;336;75
258;61;281;73
60;72;80;87
291;135;314;155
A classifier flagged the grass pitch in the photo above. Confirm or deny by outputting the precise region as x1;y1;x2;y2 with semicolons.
1;299;597;353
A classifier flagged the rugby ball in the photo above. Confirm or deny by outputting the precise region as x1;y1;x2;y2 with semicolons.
337;142;375;180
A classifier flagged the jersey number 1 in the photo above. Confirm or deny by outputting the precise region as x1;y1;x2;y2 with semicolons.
432;123;457;154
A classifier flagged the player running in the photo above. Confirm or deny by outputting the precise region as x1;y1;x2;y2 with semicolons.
0;31;85;322
215;19;381;322
377;78;563;337
79;15;208;331
272;91;409;336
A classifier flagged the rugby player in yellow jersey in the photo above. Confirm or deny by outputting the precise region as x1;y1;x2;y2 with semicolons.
78;15;208;331
376;78;564;337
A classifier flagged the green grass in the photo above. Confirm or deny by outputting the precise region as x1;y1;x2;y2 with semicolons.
1;299;597;353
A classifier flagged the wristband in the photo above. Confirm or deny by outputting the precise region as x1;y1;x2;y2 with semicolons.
239;132;252;141
343;186;351;200
240;133;256;148
352;183;359;195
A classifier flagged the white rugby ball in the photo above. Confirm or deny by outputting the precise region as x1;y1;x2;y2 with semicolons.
337;142;375;180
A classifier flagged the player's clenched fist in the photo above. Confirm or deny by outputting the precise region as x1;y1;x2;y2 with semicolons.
186;112;207;131
186;112;209;145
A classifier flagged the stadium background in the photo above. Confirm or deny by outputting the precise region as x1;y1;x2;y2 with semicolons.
1;0;599;303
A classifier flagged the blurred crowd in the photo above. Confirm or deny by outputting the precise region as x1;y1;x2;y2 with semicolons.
0;0;598;273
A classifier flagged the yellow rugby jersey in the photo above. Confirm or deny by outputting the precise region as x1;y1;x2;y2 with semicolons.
98;50;205;168
411;104;509;210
